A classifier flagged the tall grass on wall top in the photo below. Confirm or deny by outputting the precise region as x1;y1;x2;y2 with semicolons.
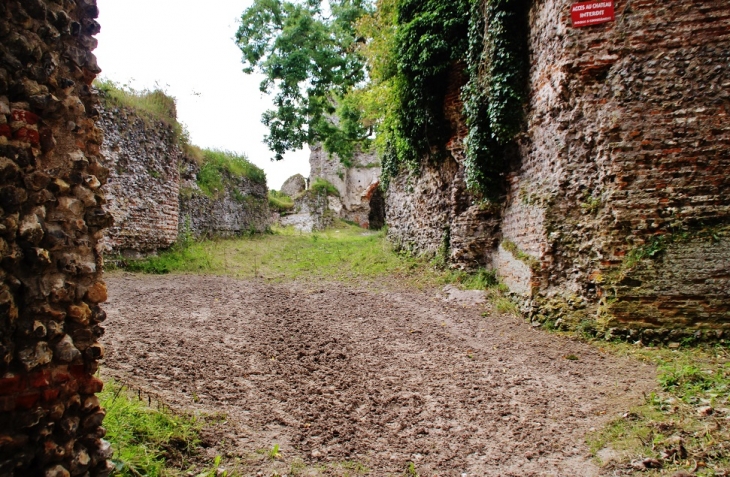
195;149;266;199
94;79;189;144
310;177;340;196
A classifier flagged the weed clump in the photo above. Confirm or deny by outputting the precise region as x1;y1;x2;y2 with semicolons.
100;381;204;476
310;177;340;196
269;190;295;213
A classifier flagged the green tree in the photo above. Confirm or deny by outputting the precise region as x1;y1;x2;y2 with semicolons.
236;0;373;161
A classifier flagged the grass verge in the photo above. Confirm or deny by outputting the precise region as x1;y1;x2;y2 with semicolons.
586;343;730;475
100;380;229;476
109;221;499;292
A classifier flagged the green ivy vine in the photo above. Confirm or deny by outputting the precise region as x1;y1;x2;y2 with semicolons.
379;0;470;188
379;0;529;197
463;0;530;198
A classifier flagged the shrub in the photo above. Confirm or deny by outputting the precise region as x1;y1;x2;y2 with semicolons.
310;177;340;196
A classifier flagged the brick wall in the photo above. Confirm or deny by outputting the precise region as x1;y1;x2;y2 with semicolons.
387;0;730;337
0;0;113;475
98;102;180;256
519;0;730;335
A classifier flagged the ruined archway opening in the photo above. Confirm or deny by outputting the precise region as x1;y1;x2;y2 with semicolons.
367;185;385;230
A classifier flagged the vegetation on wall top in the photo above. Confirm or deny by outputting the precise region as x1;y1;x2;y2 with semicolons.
268;189;295;212
95;79;186;139
193;148;267;199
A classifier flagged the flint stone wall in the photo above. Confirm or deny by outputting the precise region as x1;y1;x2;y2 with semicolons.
0;1;113;476
97;101;180;255
178;156;271;238
386;0;730;336
98;104;271;248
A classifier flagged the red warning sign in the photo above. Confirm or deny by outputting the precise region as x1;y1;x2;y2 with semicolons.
571;1;615;28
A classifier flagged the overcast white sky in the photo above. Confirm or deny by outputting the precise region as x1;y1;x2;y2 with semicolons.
95;0;311;190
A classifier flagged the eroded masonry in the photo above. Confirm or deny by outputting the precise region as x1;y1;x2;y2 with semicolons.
98;97;270;256
0;0;112;476
387;0;730;339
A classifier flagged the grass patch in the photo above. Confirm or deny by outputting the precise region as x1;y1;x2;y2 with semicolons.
443;267;499;290
196;149;266;198
269;190;294;213
113;221;506;292
310;177;340;197
100;380;228;476
586;343;730;475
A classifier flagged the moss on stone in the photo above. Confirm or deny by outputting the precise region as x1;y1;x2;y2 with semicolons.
501;239;540;272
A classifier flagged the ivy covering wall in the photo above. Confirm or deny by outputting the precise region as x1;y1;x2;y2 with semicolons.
463;0;530;198
236;0;530;195
375;0;530;198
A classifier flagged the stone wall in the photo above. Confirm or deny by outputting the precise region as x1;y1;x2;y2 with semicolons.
279;189;334;233
309;144;382;228
386;64;502;268
386;0;730;336
179;156;270;238
98;103;271;248
97;101;180;256
0;0;113;476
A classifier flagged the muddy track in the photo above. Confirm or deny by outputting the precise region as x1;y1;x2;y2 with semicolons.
101;273;655;476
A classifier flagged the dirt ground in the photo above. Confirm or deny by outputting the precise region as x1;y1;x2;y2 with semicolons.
101;273;656;476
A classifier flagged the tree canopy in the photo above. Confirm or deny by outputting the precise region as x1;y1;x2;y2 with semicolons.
237;0;529;199
236;0;373;162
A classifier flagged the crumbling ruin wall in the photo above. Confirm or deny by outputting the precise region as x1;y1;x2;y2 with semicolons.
178;156;271;238
279;189;334;233
0;1;113;476
386;0;730;337
512;0;730;336
97;101;180;256
309;144;382;228
386;65;502;267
